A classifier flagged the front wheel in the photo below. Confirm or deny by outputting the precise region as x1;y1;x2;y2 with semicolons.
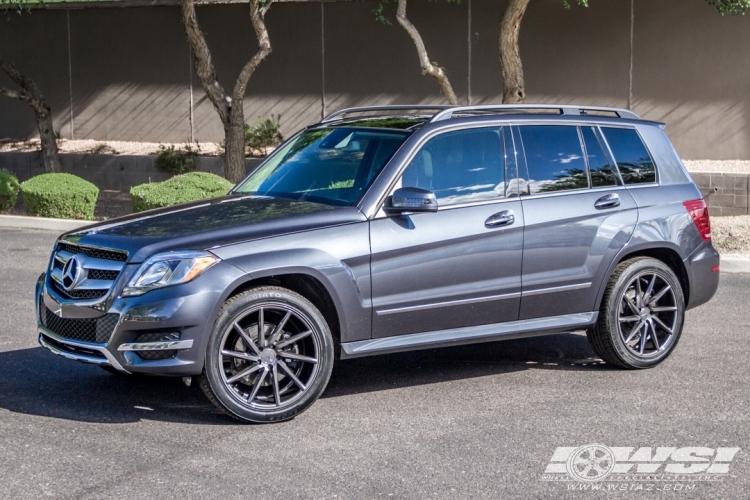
201;286;334;423
587;257;685;369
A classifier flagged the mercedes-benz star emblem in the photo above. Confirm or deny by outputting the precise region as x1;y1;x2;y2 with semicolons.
61;255;83;291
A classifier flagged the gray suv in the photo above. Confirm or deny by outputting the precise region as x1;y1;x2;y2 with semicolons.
36;104;720;423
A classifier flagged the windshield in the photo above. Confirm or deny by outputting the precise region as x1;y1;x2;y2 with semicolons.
234;127;409;206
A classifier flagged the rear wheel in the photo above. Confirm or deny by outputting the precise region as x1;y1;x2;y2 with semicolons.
587;257;685;369
201;286;334;423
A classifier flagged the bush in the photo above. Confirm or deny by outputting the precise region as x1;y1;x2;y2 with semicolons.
245;115;283;157
0;169;20;211
20;173;99;220
130;172;233;213
154;144;199;176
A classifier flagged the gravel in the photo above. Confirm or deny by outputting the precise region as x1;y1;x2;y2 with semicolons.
0;139;276;157
683;160;750;173
711;215;750;259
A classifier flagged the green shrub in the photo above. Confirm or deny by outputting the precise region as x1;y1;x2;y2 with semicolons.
154;144;199;176
0;169;20;211
245;115;283;157
130;172;233;213
20;173;99;220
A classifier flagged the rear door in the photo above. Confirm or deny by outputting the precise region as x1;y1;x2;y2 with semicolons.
369;126;524;338
514;124;638;320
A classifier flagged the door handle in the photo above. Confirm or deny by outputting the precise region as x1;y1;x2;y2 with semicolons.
485;210;515;228
594;193;620;210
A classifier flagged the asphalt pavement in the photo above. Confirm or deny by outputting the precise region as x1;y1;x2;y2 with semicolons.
0;228;747;499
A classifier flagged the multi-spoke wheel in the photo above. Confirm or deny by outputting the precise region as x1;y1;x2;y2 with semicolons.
587;257;685;369
201;287;334;423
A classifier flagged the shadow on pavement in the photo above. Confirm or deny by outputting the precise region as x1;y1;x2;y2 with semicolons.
323;332;611;399
0;333;609;424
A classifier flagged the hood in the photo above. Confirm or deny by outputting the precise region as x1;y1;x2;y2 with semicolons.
62;195;366;263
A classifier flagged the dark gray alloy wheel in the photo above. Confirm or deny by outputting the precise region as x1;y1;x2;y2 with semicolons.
201;286;334;423
587;257;685;369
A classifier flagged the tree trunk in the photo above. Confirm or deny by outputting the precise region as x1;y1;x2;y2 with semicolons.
0;58;61;173
36;107;62;173
180;0;273;183
396;0;459;105
499;0;531;104
224;105;247;184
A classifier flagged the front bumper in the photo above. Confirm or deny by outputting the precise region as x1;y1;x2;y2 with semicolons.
36;260;245;376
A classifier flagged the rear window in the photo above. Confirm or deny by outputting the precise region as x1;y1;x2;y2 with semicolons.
601;127;656;185
518;125;588;194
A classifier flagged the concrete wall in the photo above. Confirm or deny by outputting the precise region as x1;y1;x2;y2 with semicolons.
692;172;750;216
1;0;749;159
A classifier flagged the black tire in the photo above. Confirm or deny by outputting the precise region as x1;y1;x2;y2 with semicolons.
587;257;685;369
201;286;334;423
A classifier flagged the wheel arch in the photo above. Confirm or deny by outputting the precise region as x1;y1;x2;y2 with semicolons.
594;244;690;312
224;272;342;350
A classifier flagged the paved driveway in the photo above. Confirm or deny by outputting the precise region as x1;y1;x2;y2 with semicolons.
0;228;747;499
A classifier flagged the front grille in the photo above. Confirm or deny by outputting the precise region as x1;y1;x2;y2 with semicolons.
41;303;119;344
51;281;108;300
87;269;119;281
51;242;128;301
58;242;127;262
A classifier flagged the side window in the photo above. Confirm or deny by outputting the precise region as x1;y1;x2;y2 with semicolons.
601;127;656;184
401;127;505;205
518;125;588;195
581;127;619;187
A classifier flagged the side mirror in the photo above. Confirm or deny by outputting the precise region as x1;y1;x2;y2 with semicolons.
386;187;438;215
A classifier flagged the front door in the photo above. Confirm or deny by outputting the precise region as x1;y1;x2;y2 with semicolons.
369;126;524;338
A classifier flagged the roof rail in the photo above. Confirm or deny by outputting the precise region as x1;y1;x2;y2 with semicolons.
429;104;640;122
320;105;453;123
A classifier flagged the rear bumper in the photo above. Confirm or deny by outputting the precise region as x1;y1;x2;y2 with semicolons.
36;261;245;376
685;242;720;310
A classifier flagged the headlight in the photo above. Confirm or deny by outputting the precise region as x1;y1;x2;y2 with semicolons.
122;250;219;297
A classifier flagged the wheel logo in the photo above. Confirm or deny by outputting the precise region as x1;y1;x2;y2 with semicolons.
566;444;615;482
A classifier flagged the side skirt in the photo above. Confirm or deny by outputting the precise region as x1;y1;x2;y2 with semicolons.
340;312;598;359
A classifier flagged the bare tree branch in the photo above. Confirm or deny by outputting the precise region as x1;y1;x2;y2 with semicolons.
232;0;273;104
499;0;531;104
179;0;231;124
0;86;27;102
395;0;458;105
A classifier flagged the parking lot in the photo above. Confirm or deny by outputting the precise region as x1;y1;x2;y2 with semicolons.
0;227;748;499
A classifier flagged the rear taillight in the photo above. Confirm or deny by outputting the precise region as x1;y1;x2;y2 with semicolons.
683;199;711;242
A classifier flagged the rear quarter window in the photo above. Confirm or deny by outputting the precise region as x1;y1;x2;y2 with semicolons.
601;127;656;185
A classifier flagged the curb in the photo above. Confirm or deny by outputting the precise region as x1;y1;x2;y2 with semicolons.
720;258;750;274
0;214;91;232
